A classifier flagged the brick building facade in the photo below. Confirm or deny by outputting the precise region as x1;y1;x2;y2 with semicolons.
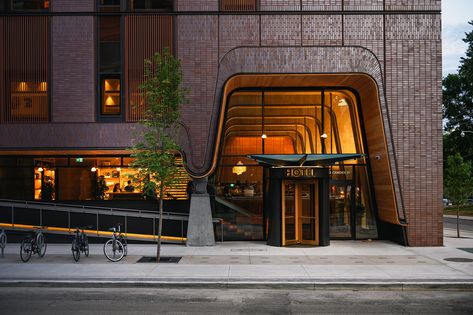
0;0;442;246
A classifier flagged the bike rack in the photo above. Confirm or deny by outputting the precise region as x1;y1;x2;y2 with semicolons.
0;199;224;244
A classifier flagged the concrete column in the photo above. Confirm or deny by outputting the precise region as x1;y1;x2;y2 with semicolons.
186;177;215;246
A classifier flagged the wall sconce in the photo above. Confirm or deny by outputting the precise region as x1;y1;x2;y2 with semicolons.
38;167;44;172
261;134;267;139
321;133;328;139
91;167;97;172
232;161;247;175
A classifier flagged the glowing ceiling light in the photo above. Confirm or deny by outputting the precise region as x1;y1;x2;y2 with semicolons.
91;167;97;172
321;133;328;139
261;134;267;139
232;161;247;176
38;167;44;172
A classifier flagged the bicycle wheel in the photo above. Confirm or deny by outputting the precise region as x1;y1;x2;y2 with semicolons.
71;237;80;262
20;238;32;263
103;239;124;262
0;232;6;250
84;236;89;257
36;233;47;258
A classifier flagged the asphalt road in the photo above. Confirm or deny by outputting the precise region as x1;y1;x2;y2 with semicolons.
444;217;473;232
0;287;472;314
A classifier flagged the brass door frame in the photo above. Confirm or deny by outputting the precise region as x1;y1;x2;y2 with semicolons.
282;180;319;246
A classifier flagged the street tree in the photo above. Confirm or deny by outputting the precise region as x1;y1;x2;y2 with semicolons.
444;153;473;238
443;21;473;160
131;48;185;262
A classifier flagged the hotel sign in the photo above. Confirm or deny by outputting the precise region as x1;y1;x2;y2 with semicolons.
285;168;317;178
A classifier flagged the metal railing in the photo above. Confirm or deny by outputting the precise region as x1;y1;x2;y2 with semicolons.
0;199;224;243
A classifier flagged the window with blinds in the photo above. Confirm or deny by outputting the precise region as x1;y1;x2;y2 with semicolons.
1;16;49;123
220;0;258;11
124;15;174;122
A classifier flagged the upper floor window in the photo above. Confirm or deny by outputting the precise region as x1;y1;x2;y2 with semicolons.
9;0;49;11
128;0;173;11
220;0;258;11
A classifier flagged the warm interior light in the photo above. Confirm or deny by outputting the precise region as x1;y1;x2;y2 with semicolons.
338;98;348;106
38;167;44;172
104;79;120;92
39;82;47;92
232;161;247;176
91;167;97;172
321;133;328;139
105;95;116;106
116;167;121;171
261;134;267;139
17;82;28;92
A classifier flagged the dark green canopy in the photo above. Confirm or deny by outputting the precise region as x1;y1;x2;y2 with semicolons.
247;154;365;167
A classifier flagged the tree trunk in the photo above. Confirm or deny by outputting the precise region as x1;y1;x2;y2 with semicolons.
157;185;164;263
457;204;461;238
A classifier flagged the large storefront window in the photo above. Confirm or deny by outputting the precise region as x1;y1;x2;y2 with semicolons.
212;88;378;241
0;155;190;201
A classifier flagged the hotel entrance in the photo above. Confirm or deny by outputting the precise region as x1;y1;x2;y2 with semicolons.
282;181;318;245
211;86;379;244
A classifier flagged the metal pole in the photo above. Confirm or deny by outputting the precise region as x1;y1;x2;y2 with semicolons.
221;219;224;243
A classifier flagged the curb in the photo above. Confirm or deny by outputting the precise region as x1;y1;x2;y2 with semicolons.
1;280;473;290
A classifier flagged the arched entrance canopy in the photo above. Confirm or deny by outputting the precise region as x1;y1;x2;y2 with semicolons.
248;154;365;167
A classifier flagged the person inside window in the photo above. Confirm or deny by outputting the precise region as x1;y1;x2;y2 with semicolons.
124;180;134;192
113;183;121;192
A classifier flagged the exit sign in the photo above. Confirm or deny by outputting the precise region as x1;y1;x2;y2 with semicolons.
75;158;83;163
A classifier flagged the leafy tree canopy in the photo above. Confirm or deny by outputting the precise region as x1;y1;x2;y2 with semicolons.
443;21;473;160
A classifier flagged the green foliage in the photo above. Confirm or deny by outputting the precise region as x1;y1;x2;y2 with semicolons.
444;153;473;206
443;21;473;161
130;48;185;193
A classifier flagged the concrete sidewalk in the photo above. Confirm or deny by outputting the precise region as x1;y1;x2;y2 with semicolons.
0;231;472;289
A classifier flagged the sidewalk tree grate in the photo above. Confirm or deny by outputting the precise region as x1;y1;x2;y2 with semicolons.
458;248;473;254
444;257;473;263
136;256;182;263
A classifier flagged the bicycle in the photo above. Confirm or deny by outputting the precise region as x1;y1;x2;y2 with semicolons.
71;225;92;262
20;228;47;263
0;229;7;258
103;223;127;262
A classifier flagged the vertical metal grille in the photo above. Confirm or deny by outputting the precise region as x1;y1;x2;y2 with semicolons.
2;16;49;123
220;0;258;11
125;15;173;122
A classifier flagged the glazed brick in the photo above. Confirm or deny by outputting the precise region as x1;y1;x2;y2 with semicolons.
51;0;94;12
302;0;342;11
344;0;383;11
260;0;300;11
261;15;301;46
302;15;342;46
177;15;219;167
51;16;95;122
385;0;441;11
219;15;259;60
176;0;218;11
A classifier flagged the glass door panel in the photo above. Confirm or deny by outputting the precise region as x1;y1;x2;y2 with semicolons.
329;181;352;238
282;181;318;246
283;183;297;245
300;183;317;244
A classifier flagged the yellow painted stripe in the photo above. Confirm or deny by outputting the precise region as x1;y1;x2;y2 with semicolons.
0;223;186;242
